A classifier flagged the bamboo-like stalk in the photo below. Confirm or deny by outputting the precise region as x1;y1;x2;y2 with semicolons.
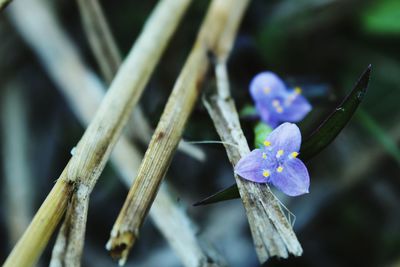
3;177;74;267
49;183;90;267
0;0;11;11
7;0;219;266
3;0;192;266
75;0;149;146
107;0;250;264
6;1;219;267
76;0;120;84
75;0;204;161
203;62;303;262
14;0;222;265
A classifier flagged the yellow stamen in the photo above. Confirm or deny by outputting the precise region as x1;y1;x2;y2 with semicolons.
272;100;280;107
276;106;284;113
263;141;271;147
262;153;267;159
291;152;299;158
263;170;270;177
277;166;284;173
263;87;271;94
294;87;302;94
276;149;284;158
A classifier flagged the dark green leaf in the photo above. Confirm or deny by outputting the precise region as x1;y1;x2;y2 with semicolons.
194;65;371;206
361;0;400;35
299;65;371;160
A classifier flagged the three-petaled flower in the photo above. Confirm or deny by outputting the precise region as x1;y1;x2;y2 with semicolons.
234;123;310;196
250;72;312;128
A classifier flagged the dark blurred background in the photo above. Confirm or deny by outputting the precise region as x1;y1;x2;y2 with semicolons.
0;0;399;266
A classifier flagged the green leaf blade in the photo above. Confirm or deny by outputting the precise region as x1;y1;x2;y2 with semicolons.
300;65;371;160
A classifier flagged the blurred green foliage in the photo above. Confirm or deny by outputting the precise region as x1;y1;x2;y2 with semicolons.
361;0;400;34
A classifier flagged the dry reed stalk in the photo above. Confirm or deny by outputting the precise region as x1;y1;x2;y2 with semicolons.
7;0;218;266
49;183;91;267
203;62;303;262
14;0;223;265
76;0;120;84
3;0;192;266
107;0;250;264
75;0;204;161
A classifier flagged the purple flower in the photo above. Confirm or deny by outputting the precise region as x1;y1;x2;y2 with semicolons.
234;123;310;196
250;72;312;128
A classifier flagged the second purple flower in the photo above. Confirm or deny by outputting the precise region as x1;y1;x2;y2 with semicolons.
250;72;312;128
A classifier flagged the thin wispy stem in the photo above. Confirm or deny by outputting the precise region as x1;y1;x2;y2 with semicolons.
76;0;121;84
107;0;250;265
3;0;192;266
75;0;204;161
1;81;33;245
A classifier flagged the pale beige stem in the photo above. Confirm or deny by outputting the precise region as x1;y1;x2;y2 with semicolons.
76;0;120;83
3;177;74;267
203;62;303;262
76;0;204;160
7;0;222;265
107;0;250;265
49;207;70;267
49;184;90;267
3;0;192;266
151;184;227;267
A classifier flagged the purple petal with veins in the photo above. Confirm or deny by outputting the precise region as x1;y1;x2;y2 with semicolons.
234;149;268;183
255;102;279;128
269;158;310;196
265;122;302;153
280;91;312;122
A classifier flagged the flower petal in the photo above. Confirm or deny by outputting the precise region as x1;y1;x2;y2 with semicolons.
250;72;286;101
269;158;310;196
265;122;302;153
234;149;268;183
255;102;279;128
281;94;312;122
